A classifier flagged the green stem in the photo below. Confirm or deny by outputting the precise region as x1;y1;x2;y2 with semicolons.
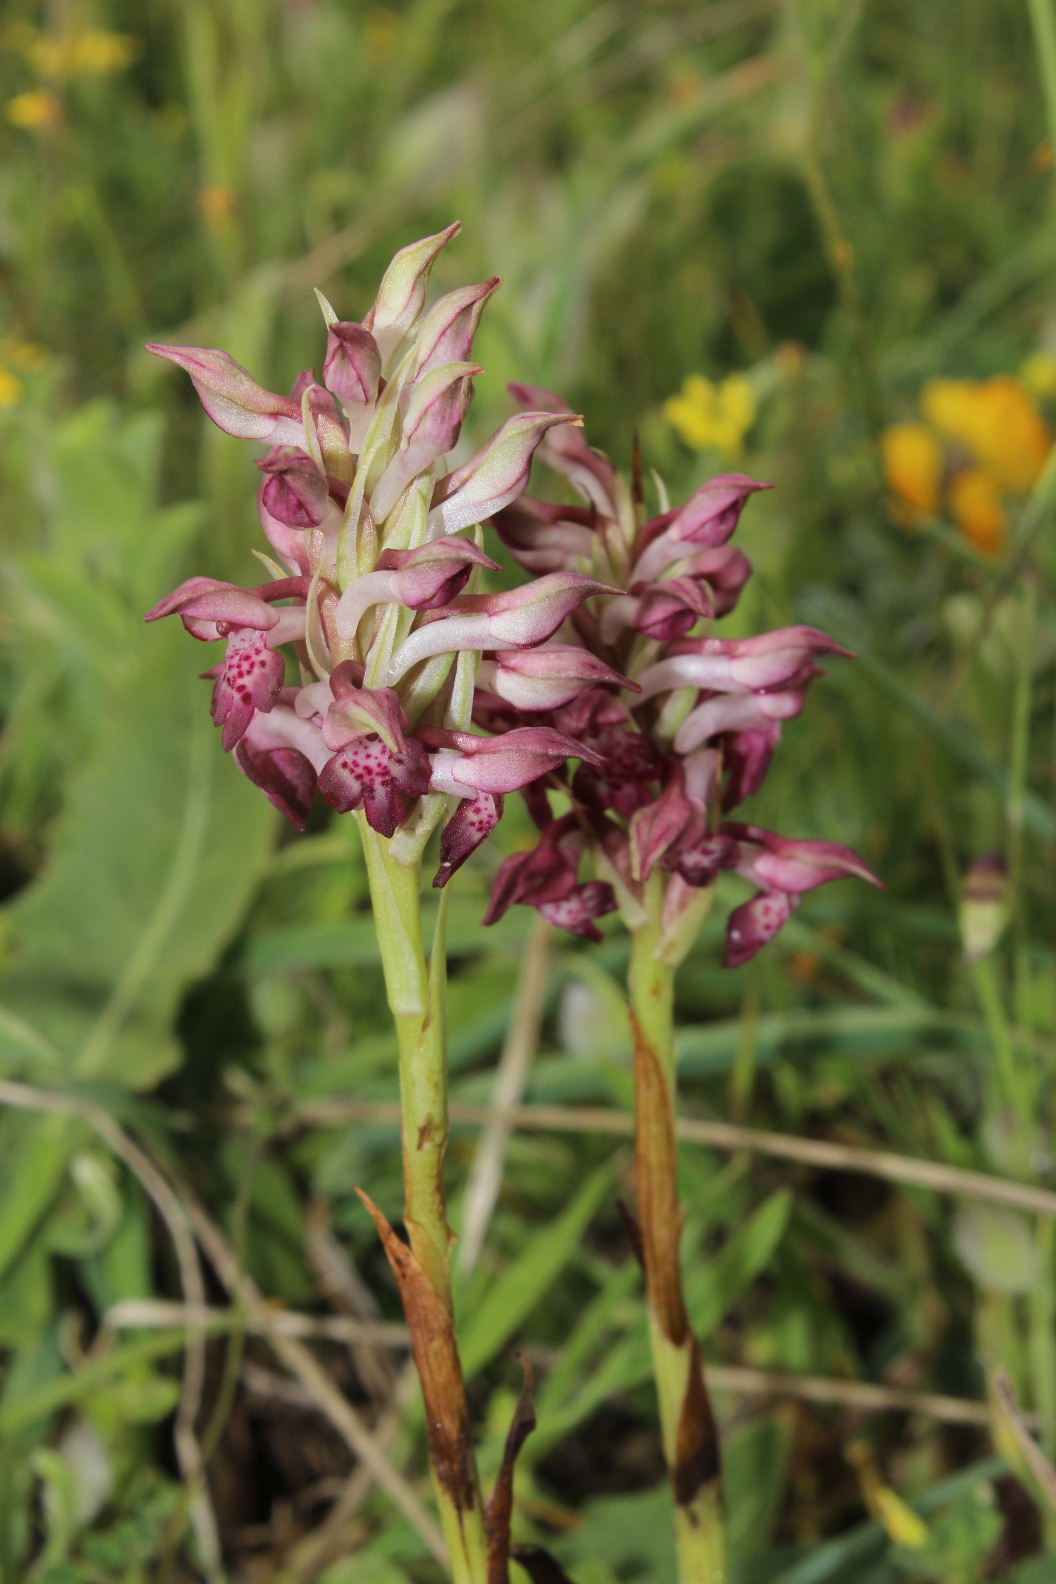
629;895;727;1584
1026;0;1056;160
359;822;489;1584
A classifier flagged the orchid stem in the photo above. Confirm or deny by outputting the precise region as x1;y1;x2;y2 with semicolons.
629;895;727;1584
359;822;489;1584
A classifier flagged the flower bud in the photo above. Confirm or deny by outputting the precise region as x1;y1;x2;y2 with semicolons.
146;344;303;446
362;221;461;363
430;412;584;535
414;278;501;376
323;322;382;410
959;854;1010;961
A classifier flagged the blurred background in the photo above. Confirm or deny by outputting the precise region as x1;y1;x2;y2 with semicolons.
0;1;1055;1580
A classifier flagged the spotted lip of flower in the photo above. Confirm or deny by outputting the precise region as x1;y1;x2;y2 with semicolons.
316;672;430;835
145;575;311;750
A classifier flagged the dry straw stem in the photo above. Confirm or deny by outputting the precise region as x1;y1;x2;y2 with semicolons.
103;1299;1034;1432
295;1096;1056;1222
0;1079;447;1569
458;916;553;1276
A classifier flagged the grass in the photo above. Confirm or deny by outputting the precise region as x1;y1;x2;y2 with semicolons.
0;0;1054;1579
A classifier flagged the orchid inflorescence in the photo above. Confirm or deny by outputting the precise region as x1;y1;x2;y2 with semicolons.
147;223;877;966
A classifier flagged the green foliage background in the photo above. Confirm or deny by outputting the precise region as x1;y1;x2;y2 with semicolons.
0;0;1054;1579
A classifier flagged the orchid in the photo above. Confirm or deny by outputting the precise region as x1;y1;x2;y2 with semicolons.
145;230;878;1584
145;226;608;888
144;227;624;1584
478;392;879;1584
483;388;880;967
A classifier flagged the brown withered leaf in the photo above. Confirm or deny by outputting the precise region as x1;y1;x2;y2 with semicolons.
485;1357;537;1584
674;1333;722;1507
510;1543;579;1583
355;1188;480;1519
615;1197;645;1270
631;1014;688;1346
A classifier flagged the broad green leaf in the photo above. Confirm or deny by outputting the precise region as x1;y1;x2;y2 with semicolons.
2;626;275;1086
0;1115;81;1286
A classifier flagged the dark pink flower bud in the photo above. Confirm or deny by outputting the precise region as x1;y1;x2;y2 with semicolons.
146;344;303;447
414;278;501;376
628;769;706;882
492;495;596;573
430;412;584;535
483;815;584;924
323;322;382;409
633;474;772;582
539;881;617;941
257;447;331;528
633;577;714;641
724;890;797;968
507;383;623;518
363;222;461;363
434;790;503;887
388;573;613;681
478;646;632;712
232;705;330;830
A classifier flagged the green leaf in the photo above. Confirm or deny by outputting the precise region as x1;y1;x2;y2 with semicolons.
2;626;276;1087
0;1114;81;1286
690;1188;794;1341
459;1161;616;1378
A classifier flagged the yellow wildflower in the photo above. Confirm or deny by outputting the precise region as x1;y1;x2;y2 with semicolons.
6;90;61;129
0;367;23;408
881;423;942;519
1021;351;1056;399
848;1442;929;1552
949;467;1008;558
922;375;1050;493
663;373;757;455
21;27;138;80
